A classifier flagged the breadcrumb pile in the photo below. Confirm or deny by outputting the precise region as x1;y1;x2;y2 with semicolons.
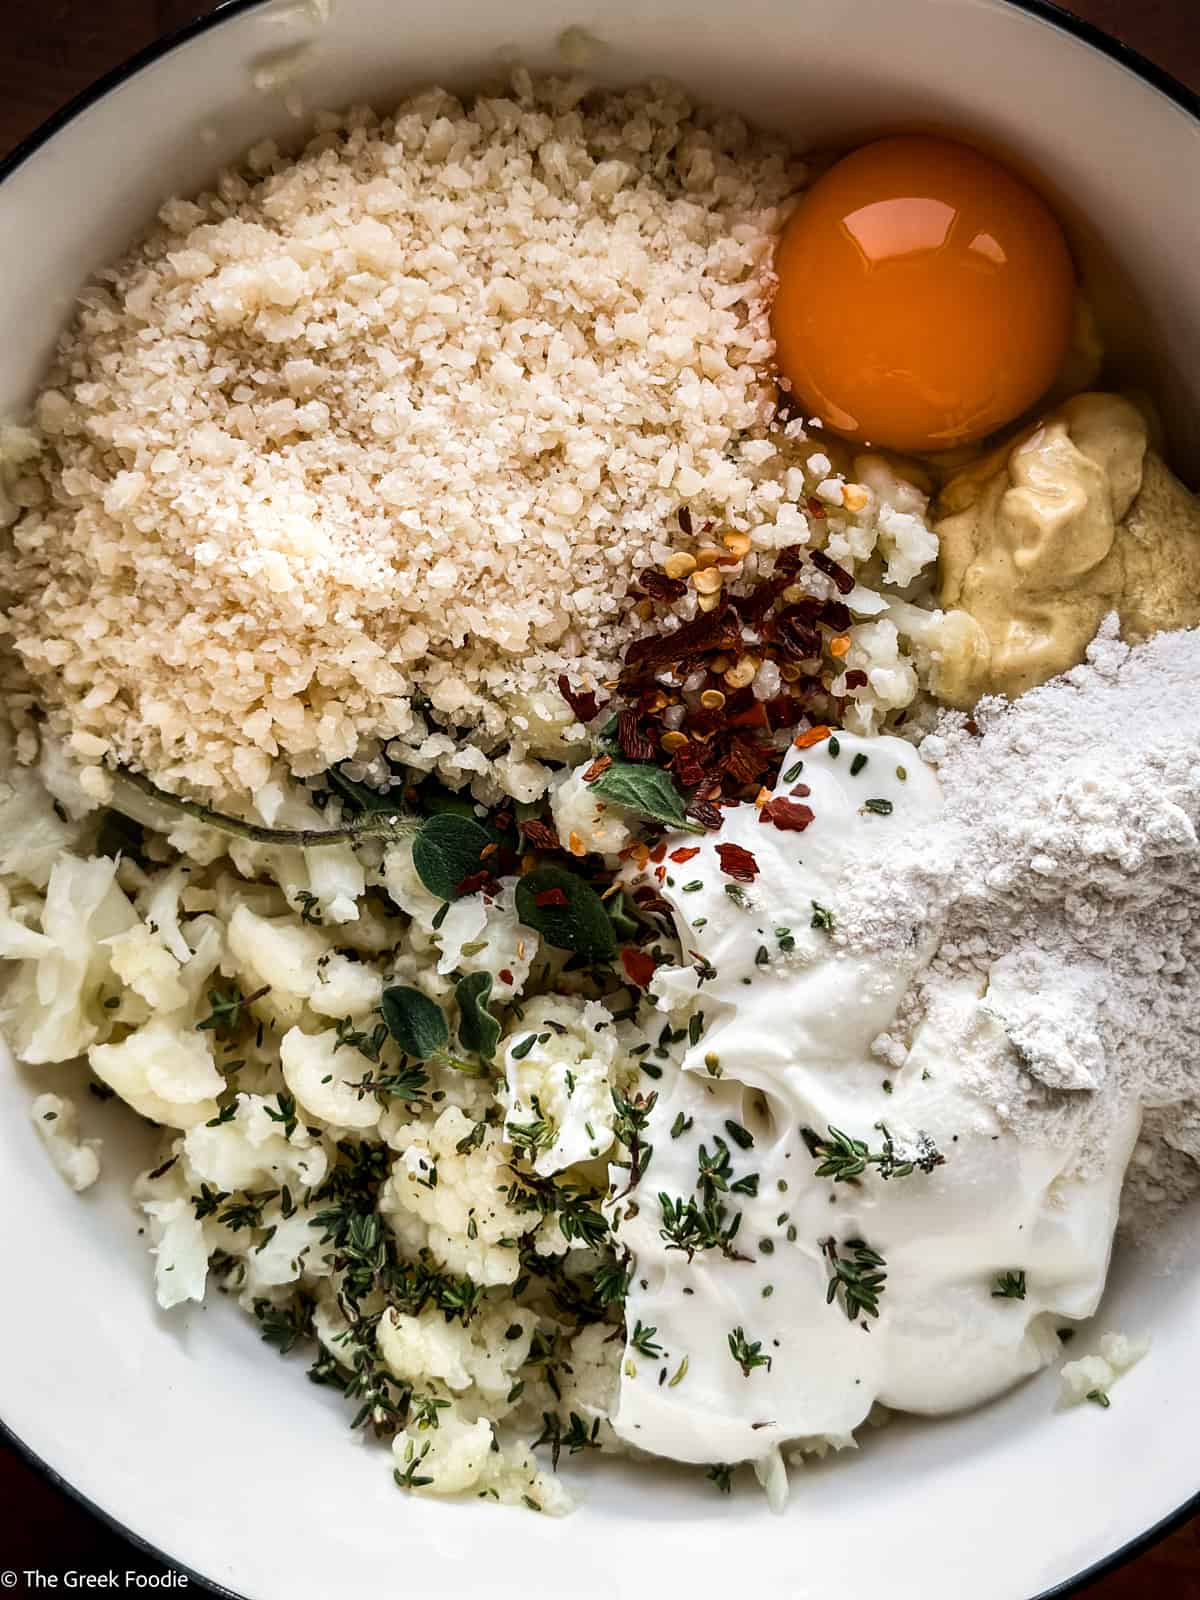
0;72;804;800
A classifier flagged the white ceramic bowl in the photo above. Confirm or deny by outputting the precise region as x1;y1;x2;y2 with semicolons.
2;3;1199;1596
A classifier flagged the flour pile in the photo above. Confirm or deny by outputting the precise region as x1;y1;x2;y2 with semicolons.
835;616;1200;1237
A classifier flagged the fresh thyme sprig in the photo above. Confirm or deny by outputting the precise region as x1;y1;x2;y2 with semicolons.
727;1326;772;1377
658;1190;747;1261
195;985;268;1037
348;1063;430;1105
804;1123;945;1184
630;1320;663;1358
533;1410;602;1470
611;1087;657;1194
992;1270;1027;1300
503;1168;610;1249
822;1236;887;1320
506;1095;557;1156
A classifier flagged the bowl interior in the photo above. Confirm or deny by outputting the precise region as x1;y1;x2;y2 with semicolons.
1;2;1199;1596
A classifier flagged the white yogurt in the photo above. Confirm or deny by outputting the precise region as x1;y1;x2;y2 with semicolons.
610;731;1138;1467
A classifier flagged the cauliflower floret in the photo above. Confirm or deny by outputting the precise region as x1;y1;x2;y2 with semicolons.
36;736;101;826
226;903;381;1026
0;854;137;1063
393;1410;495;1496
89;1016;225;1129
181;1092;328;1190
378;1305;536;1402
381;844;536;1000
557;1322;621;1424
0;743;79;889
391;1404;572;1513
1059;1330;1151;1406
313;1286;355;1368
135;1156;210;1308
280;1025;381;1131
876;502;938;588
229;782;366;926
549;768;633;856
104;923;187;1011
140;864;193;963
381;1104;537;1286
233;1202;320;1293
501;995;621;1176
30;1092;101;1192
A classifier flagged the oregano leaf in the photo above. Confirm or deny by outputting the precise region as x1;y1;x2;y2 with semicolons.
380;986;450;1060
589;759;699;832
412;813;495;901
516;866;616;963
455;971;501;1062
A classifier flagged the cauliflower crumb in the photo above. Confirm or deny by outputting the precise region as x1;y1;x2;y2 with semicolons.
381;1105;538;1285
501;995;623;1176
30;1093;101;1192
1060;1330;1151;1406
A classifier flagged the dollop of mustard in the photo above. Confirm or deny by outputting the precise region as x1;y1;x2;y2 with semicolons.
932;393;1200;706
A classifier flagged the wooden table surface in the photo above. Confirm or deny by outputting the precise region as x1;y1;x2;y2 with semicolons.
0;2;1198;1595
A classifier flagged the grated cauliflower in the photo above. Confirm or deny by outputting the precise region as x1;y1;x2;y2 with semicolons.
381;1105;540;1286
501;995;624;1177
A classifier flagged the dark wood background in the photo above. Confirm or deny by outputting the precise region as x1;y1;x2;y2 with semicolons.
0;2;1198;1595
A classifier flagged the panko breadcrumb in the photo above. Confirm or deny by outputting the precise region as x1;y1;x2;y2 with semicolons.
0;72;805;800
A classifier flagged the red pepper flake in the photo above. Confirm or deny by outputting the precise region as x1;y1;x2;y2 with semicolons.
671;740;707;788
648;843;667;864
621;947;658;988
843;670;869;690
655;865;667;883
725;702;770;732
518;818;560;851
479;841;499;859
720;736;772;786
759;797;815;832
809;548;856;595
632;885;675;919
498;968;514;986
455;870;497;897
622;605;741;672
581;754;613;784
669;846;701;863
534;887;569;909
790;783;812;798
687;799;725;831
795;724;833;749
769;606;823;662
617;710;656;762
557;674;605;725
716;842;759;882
820;600;852;632
637;568;688;604
805;495;828;520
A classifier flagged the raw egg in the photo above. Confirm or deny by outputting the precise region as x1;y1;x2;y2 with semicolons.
770;134;1076;453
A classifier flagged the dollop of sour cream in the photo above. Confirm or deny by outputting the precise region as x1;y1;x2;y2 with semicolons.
609;731;1137;1470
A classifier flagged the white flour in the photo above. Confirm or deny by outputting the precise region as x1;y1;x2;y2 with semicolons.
836;617;1200;1242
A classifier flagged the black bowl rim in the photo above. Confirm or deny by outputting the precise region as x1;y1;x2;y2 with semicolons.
0;0;1196;1595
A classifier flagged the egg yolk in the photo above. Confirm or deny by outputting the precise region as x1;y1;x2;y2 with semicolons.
770;134;1076;453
